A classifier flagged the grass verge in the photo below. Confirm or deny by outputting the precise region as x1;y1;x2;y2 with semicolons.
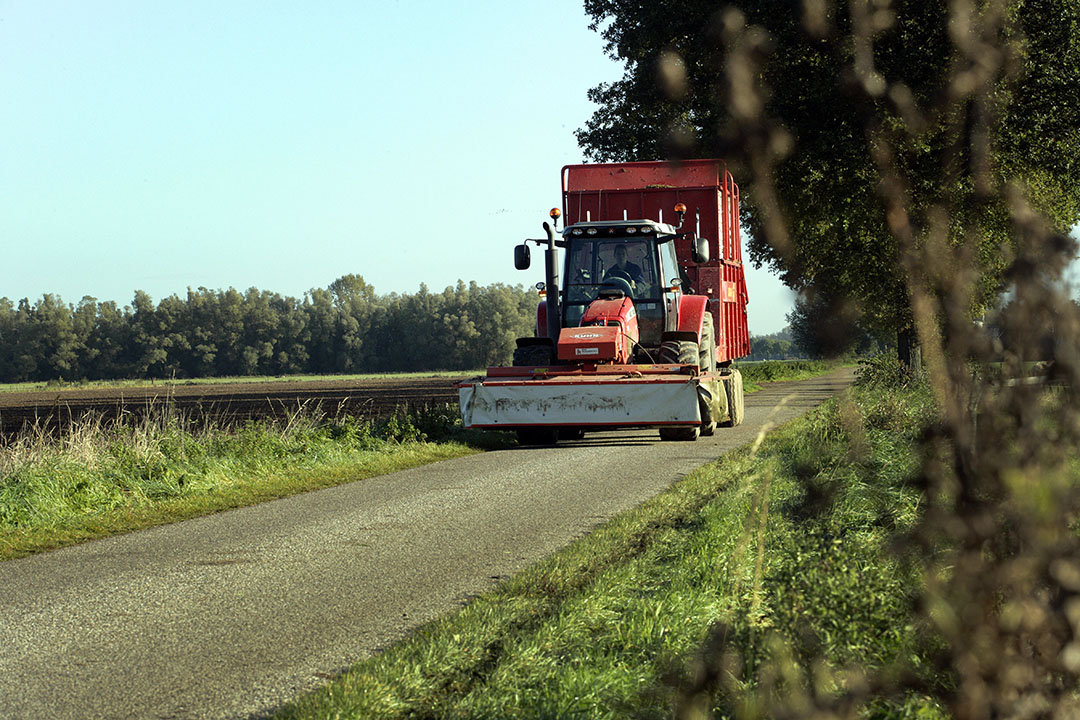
0;369;480;395
275;376;941;719
737;358;838;392
0;405;505;560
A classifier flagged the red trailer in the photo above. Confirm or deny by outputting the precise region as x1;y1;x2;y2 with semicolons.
561;160;750;363
458;160;750;444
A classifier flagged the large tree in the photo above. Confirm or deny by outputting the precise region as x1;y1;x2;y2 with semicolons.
578;0;1080;348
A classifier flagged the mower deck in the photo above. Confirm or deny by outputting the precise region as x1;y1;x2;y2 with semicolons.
457;364;725;430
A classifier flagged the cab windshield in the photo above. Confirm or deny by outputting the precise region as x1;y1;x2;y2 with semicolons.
563;239;663;341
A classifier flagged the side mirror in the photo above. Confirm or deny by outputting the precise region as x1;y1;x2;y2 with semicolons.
691;236;710;264
514;243;531;270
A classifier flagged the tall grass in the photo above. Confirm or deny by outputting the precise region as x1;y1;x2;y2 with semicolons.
738;359;833;384
0;403;489;559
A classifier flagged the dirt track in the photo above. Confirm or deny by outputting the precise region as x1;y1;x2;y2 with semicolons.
0;376;467;437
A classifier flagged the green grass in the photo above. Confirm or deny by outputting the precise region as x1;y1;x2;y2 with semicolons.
275;380;944;719
737;358;837;392
0;405;506;560
0;369;481;395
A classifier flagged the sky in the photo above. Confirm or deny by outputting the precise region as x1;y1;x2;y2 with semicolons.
0;1;848;337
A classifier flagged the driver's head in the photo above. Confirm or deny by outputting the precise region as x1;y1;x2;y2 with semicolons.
614;245;628;264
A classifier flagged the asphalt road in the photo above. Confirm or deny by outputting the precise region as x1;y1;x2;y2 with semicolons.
0;368;855;720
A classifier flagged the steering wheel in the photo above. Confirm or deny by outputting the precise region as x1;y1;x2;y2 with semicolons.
599;276;634;299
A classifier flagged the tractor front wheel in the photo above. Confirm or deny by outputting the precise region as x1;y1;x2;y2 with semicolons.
721;369;745;427
513;343;553;366
698;312;716;374
516;428;559;446
659;425;700;442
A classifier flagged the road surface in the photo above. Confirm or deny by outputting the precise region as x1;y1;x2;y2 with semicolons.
0;368;854;719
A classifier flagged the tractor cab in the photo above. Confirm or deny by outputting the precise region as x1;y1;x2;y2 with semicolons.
561;220;684;349
512;206;711;366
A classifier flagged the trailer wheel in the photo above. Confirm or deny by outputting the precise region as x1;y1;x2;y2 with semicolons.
660;425;700;441
721;369;745;427
516;428;558;446
698;312;716;374
513;343;553;366
658;340;697;366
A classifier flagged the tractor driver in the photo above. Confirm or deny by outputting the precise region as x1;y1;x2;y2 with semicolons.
604;244;645;288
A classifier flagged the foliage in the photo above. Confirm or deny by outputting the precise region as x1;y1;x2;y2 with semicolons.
854;352;924;389
580;0;1080;717
739;358;830;383
787;290;888;359
0;277;537;382
747;326;815;361
745;336;799;361
577;0;1080;343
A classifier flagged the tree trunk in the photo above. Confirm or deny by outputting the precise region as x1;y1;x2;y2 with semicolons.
898;328;922;370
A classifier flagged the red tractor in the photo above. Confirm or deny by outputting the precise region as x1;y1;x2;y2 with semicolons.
458;160;750;444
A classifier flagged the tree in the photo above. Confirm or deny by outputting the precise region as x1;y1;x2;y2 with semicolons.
86;300;131;380
578;0;1080;355
30;294;81;380
786;289;886;359
129;290;168;378
0;298;26;381
329;274;378;371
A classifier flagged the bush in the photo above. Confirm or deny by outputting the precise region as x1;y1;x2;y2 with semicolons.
854;353;923;389
739;360;830;384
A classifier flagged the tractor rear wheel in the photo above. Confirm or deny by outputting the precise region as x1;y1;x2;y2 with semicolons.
698;313;716;374
658;340;697;366
513;343;553;366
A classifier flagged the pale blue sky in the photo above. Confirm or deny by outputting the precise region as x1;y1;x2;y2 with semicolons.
2;0;929;338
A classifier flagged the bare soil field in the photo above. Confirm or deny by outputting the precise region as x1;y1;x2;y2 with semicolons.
0;376;466;438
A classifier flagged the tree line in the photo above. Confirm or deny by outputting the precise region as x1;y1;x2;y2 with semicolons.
0;275;537;383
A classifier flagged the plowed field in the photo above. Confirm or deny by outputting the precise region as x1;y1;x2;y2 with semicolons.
0;376;466;438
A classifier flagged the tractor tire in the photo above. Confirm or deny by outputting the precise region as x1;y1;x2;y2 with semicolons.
513;343;553;367
699;394;717;437
516;428;559;446
698;312;716;374
659;425;700;441
721;369;745;427
658;339;698;366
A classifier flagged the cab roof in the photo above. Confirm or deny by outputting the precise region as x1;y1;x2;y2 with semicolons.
561;219;678;239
